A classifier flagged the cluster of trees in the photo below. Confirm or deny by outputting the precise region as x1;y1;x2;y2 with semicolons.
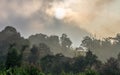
0;26;29;63
81;34;120;61
0;26;120;75
40;51;120;75
28;43;52;64
29;33;74;57
2;44;120;75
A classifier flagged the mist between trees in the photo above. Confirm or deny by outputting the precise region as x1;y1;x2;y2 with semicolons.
0;26;120;75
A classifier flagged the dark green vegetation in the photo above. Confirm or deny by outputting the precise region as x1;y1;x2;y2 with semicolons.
0;26;120;75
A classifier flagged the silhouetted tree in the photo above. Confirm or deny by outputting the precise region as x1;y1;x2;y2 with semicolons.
28;45;39;64
5;44;28;69
72;56;86;73
81;36;93;50
60;34;72;48
85;50;98;68
40;55;54;73
5;46;20;68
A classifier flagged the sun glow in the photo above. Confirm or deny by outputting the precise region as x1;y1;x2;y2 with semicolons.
54;7;66;19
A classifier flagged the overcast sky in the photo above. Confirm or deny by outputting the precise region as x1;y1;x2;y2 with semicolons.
0;0;120;46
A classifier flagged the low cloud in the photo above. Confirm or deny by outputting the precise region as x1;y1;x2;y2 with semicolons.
0;0;119;46
0;0;90;46
47;0;120;38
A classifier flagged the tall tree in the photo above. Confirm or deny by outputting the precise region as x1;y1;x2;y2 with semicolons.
60;34;72;48
81;36;93;50
28;45;39;64
5;45;20;68
85;50;98;68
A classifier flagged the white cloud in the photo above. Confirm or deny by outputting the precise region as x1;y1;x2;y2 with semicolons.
47;0;120;38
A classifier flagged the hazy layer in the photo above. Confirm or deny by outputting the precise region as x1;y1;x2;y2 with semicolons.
0;0;120;46
48;0;120;38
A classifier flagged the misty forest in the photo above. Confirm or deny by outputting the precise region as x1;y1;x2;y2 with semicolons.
1;0;120;75
0;26;120;75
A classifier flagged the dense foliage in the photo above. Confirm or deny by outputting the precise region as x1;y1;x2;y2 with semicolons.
0;26;120;75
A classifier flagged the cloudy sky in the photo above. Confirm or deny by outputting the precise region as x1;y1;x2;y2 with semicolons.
0;0;120;46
